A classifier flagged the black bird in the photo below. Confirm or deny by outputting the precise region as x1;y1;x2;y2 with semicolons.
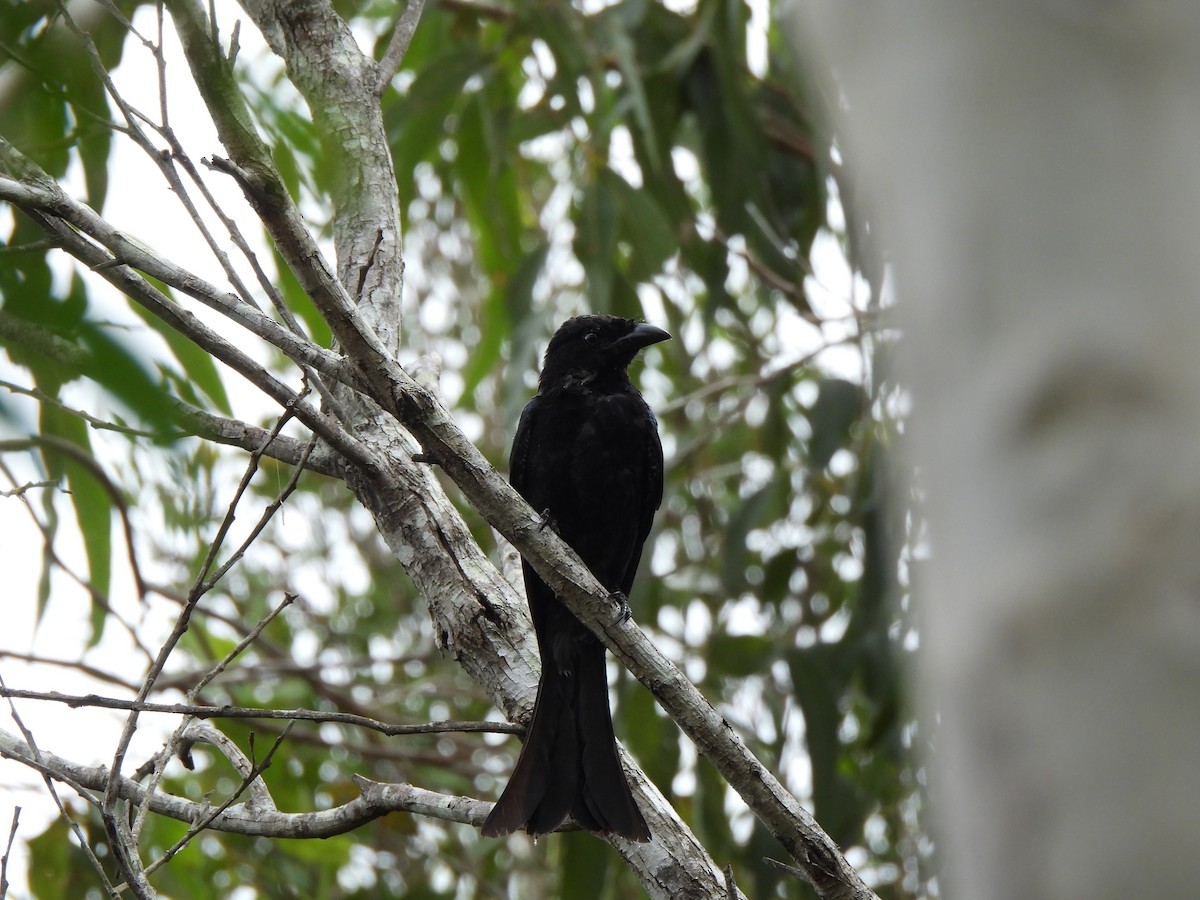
481;315;669;842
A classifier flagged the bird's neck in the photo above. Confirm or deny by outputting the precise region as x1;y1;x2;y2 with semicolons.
540;367;633;396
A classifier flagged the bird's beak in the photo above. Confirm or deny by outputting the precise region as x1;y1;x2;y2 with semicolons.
619;323;671;352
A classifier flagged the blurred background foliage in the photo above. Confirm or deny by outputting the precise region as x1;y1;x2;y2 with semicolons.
0;0;932;897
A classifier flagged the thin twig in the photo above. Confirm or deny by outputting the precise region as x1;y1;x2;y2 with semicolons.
119;723;295;890
0;458;155;664
0;807;20;900
723;864;739;900
131;586;302;840
175;403;345;478
0;727;499;838
0;673;118;897
0;377;181;439
0;688;519;737
0;201;374;471
764;856;818;887
375;0;427;95
0;480;56;498
188;592;298;700
0;174;356;400
103;402;306;821
196;416;310;593
0;652;138;692
12;434;149;599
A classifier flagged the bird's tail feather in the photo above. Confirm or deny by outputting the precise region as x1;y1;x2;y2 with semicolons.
481;675;575;837
481;649;649;841
572;648;650;841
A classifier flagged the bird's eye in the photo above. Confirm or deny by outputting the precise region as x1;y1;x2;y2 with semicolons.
583;332;599;345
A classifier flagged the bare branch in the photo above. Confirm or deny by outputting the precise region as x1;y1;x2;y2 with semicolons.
161;5;872;896
131;588;300;840
0;172;351;390
0;186;374;470
187;591;298;699
375;0;427;95
0;688;520;737
0;481;56;498
104;402;311;830
0;675;118;897
0;377;180;440
0;337;337;480
0;806;20;900
3;5;874;897
176;403;345;478
4;434;150;600
101;808;152;900
137;722;294;880
0;726;495;838
189;408;307;595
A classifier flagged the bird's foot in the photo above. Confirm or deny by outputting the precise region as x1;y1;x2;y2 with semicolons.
537;508;560;534
608;591;632;624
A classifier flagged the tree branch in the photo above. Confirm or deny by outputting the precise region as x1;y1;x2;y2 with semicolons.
0;172;352;392
0;726;495;838
0;806;19;900
0;688;519;738
175;403;346;478
0;180;375;472
375;0;426;95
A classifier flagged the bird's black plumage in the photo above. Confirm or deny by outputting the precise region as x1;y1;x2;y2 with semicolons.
481;315;669;842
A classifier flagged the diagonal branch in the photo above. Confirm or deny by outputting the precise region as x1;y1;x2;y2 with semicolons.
0;172;351;391
0;180;373;472
375;0;427;95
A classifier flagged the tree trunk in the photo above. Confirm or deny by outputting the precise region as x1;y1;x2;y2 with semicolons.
797;3;1200;897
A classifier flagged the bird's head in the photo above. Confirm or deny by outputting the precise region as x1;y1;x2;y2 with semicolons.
540;315;670;387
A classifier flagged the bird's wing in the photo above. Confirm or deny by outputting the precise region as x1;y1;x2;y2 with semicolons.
641;407;665;542
616;404;663;596
509;393;541;498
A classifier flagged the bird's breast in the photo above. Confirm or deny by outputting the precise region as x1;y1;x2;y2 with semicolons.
530;392;651;535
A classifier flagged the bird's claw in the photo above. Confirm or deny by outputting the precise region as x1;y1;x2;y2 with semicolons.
609;591;632;624
537;508;561;534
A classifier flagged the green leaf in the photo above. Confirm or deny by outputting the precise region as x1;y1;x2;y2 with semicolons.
74;320;180;438
37;406;113;644
607;169;677;280
457;90;524;277
685;46;760;238
36;487;57;626
522;4;589;119
25;816;104;899
574;178;618;310
598;12;657;162
708;632;773;678
385;48;490;202
788;647;864;845
462;242;548;405
561;831;613;900
808;378;861;472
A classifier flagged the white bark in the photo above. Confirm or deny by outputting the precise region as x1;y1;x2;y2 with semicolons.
796;2;1200;897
